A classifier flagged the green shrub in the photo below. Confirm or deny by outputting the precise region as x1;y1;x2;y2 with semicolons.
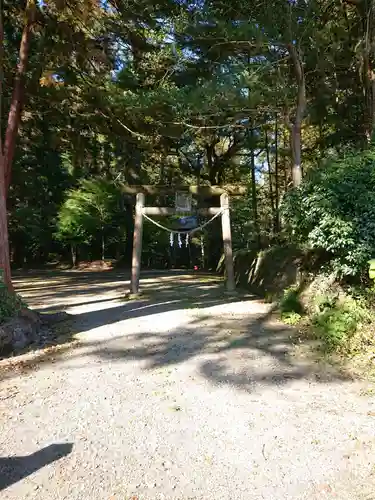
282;311;302;325
313;292;339;313
312;297;371;352
279;286;304;315
279;286;305;325
281;149;375;278
279;274;374;357
0;289;24;324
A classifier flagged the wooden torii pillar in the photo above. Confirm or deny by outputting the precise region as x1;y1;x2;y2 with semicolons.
126;185;246;295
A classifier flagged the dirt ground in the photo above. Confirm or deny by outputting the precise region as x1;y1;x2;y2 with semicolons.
1;271;375;500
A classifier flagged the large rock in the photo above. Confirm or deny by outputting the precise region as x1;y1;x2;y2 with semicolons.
0;308;41;352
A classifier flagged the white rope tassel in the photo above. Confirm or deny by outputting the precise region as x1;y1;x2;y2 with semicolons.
185;233;189;247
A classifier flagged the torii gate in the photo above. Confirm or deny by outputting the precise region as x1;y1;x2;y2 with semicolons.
121;185;247;295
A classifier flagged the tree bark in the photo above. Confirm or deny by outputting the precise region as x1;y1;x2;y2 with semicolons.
291;124;302;186
4;0;36;192
274;115;280;233
357;0;375;144
287;43;306;187
265;126;275;228
364;58;375;145
0;155;12;290
71;244;77;268
0;1;35;291
101;230;105;261
200;234;205;269
371;72;375;142
0;6;10;289
250;127;260;248
283;128;289;192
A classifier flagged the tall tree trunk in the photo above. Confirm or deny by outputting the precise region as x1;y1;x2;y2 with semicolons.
0;1;35;290
4;1;36;191
274;115;280;233
287;44;306;187
371;72;375;141
200;234;205;269
359;0;375;144
103;139;111;176
101;230;105;261
290;124;302;186
71;244;77;268
283;128;288;193
0;156;12;289
364;62;375;145
250;127;260;248
0;8;10;289
265;126;275;230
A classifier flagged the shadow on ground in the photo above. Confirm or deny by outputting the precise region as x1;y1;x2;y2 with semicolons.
0;271;353;391
90;307;352;391
0;443;73;491
0;272;247;378
12;270;220;309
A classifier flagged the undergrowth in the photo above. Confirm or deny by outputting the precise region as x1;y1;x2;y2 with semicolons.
311;295;371;353
0;288;24;324
279;282;375;358
279;286;304;325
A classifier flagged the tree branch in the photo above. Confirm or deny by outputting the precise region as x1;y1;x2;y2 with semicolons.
288;43;306;125
96;109;150;139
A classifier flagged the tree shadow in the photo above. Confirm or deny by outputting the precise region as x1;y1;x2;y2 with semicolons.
3;271;353;391
65;294;246;336
39;296;123;313
0;443;73;491
0;277;248;380
87;305;352;391
13;270;225;310
1;301;352;390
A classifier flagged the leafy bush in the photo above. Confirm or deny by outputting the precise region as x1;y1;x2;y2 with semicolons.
282;311;302;325
279;286;304;324
312;296;371;352
281;150;375;278
280;286;304;314
0;289;24;324
278;274;374;356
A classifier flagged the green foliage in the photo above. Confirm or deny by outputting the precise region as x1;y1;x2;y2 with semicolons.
0;290;24;324
56;179;123;256
312;296;371;353
5;0;375;274
280;286;304;314
282;311;302;326
282;150;375;278
279;286;304;324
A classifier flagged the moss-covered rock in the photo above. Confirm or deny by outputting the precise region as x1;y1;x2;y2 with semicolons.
0;289;40;353
219;245;326;298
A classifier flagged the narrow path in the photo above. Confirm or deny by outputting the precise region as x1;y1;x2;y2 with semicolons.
1;271;375;500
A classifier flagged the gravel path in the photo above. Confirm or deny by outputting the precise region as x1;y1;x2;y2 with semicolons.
1;271;375;500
